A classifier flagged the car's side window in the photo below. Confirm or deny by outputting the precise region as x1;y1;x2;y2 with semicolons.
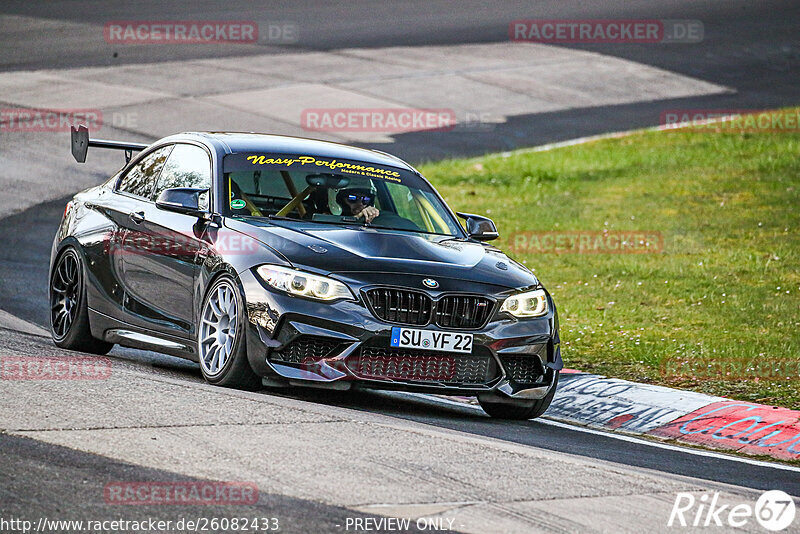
116;145;173;199
151;144;212;210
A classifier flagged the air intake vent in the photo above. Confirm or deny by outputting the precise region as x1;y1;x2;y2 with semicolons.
435;295;493;329
347;346;496;385
500;354;546;384
270;335;344;364
365;288;432;326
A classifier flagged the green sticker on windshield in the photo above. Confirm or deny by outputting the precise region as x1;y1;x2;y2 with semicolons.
230;199;246;210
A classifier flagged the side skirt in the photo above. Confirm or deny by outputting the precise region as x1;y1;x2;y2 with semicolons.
88;308;197;361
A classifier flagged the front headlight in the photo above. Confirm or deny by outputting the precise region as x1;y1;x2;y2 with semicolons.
500;288;549;318
256;265;354;301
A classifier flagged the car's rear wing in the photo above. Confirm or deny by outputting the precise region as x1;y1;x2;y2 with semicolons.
70;125;148;163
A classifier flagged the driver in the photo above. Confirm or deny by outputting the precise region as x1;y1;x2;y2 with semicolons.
335;188;379;223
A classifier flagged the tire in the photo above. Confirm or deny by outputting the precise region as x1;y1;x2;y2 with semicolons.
479;371;559;420
197;274;261;390
50;247;114;355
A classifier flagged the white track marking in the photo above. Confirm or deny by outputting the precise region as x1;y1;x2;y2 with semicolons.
393;391;800;474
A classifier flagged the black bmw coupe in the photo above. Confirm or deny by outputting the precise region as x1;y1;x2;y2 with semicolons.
50;127;562;419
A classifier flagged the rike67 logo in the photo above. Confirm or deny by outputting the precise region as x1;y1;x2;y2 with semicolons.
669;490;796;531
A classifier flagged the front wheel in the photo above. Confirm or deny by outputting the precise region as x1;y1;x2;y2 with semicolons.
198;275;260;390
479;371;559;420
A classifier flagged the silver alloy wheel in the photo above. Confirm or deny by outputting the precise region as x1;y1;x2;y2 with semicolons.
50;250;80;339
199;280;238;377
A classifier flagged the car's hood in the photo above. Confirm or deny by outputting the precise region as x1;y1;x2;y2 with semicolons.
227;218;538;290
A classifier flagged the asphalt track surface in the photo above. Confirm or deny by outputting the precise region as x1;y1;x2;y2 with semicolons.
1;432;429;533
1;2;800;531
1;0;798;159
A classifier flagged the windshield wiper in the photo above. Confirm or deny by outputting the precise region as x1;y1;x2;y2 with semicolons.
363;224;453;237
264;215;362;227
262;215;454;236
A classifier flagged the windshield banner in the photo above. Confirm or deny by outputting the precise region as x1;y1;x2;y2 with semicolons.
223;153;409;183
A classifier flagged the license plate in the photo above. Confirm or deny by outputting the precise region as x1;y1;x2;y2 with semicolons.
390;327;473;353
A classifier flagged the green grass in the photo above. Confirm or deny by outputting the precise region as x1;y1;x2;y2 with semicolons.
419;109;800;409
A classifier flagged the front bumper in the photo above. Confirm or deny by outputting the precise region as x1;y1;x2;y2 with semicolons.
240;269;561;400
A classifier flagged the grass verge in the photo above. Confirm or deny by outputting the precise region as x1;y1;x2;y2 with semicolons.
419;108;800;409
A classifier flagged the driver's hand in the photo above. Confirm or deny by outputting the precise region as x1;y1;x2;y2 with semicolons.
356;206;380;224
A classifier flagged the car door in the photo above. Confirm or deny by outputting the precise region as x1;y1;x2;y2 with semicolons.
120;143;212;340
93;145;173;322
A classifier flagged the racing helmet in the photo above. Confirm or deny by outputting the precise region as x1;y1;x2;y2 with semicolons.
335;187;375;216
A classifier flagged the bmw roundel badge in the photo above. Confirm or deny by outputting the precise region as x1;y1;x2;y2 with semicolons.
422;278;439;289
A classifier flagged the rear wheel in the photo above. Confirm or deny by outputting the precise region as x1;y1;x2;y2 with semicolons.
198;275;261;390
50;247;113;354
479;372;559;420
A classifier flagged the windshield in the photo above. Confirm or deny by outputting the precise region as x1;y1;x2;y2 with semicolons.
222;153;462;236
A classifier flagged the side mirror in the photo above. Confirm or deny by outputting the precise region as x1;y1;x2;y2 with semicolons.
456;212;499;241
156;187;207;216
